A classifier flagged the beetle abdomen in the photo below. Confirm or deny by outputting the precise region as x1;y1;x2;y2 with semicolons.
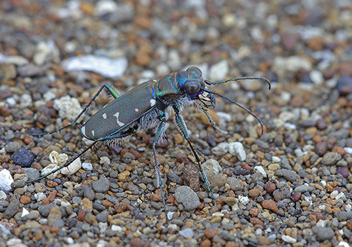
80;80;157;140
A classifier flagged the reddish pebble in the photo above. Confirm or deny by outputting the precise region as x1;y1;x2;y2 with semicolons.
265;182;276;193
41;198;49;205
261;200;278;213
200;239;211;247
48;190;57;202
78;210;86;221
130;238;142;247
204;228;218;239
291;192;301;202
316;119;327;130
114;202;129;213
23;135;32;145
0;106;11;116
332;146;347;156
241;163;253;171
176;154;189;163
250;208;260;217
50;226;59;233
47;180;58;188
337;167;350;178
150;189;162;202
35;230;43;241
347;221;352;231
20;195;31;204
250;217;264;225
248;187;261;198
315;141;328;156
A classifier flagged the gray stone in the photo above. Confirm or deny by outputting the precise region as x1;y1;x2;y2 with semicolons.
274;169;299;182
312;226;334;241
92;176;110;193
4;199;20;218
226;177;244;191
174;186;200;211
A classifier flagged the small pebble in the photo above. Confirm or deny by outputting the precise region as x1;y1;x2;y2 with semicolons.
174;186;200;211
11;149;35;167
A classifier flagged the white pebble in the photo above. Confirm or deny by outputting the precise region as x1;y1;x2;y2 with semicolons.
82;162;93;170
61;158;81;175
111;225;122;232
53;95;83;122
344;147;352;155
49;151;68;166
167;212;175;221
338;241;350;247
21;208;29;217
0;169;14;192
310;70;324;85
282;235;296;243
316;219;326;227
95;0;118;15
98;222;108;232
20;94;32;108
254;166;267;177
62;55;128;79
216;112;232;122
100;156;110;165
179;228;194;238
209;60;228;81
238;195;249;205
272;156;281;163
330;190;338;199
218;142;229;152
228;142;246;161
34;192;46;201
6;97;17;106
201;159;222;175
41;164;60;180
43;91;57;102
0;191;6;200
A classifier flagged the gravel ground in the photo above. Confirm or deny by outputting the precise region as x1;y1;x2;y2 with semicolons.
1;0;352;246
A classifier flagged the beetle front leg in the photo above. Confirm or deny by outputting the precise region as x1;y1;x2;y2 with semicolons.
152;115;169;221
173;108;215;201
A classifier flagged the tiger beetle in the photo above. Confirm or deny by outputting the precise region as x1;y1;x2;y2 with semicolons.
24;67;271;221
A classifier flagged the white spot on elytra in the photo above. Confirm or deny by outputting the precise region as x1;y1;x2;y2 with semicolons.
91;130;95;136
150;99;156;107
113;112;125;126
102;113;107;119
135;108;139;112
81;126;86;135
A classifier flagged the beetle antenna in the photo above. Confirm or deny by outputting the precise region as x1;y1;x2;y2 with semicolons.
204;89;265;135
205;77;271;90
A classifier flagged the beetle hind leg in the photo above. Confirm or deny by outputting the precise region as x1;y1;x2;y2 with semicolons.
24;84;120;137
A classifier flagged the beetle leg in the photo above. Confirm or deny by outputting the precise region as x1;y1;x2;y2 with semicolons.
27;131;133;183
173;107;215;201
27;140;99;183
24;84;120;137
152;113;169;221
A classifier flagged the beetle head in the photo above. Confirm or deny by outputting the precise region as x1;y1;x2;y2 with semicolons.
177;67;206;100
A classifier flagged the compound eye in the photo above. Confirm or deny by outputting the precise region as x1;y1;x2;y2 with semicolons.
185;80;201;94
186;67;202;76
